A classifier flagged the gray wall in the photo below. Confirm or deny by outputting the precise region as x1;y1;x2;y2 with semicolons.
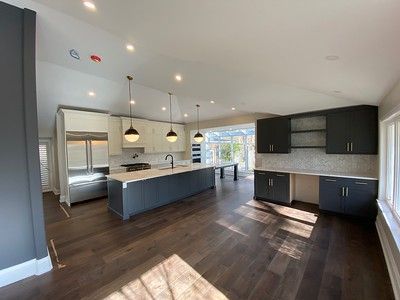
0;2;47;269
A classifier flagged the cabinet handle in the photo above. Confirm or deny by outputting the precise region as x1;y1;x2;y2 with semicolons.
341;187;345;196
325;179;336;182
276;174;285;177
346;187;349;197
354;181;367;185
271;179;273;186
258;172;266;175
272;144;274;152
346;143;349;152
350;142;353;152
267;179;270;186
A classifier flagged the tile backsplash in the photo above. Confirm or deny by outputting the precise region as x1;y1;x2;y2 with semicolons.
109;149;185;169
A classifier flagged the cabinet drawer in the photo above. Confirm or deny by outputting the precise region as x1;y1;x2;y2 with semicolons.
348;179;378;191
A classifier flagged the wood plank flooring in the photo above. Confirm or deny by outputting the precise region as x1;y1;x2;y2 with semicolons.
0;177;394;299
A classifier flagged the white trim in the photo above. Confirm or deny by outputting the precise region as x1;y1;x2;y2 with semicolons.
0;252;52;288
376;202;400;300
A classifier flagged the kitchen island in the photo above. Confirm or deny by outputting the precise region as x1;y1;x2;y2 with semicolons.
107;164;216;220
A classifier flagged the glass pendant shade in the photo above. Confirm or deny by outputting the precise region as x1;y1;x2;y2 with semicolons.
166;130;178;142
194;131;204;143
125;126;140;142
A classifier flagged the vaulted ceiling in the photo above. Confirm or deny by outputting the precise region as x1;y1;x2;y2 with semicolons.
5;0;400;136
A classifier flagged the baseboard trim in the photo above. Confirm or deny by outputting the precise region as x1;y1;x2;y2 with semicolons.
0;251;52;288
376;209;400;300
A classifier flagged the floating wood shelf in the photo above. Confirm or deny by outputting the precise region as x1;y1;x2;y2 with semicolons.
290;129;326;133
291;145;326;149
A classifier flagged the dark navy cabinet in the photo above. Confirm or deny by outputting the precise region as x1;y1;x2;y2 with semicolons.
319;176;378;219
326;107;378;154
108;167;216;220
254;171;290;204
257;118;291;153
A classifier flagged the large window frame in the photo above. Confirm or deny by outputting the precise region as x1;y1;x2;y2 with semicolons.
381;115;400;220
204;126;255;174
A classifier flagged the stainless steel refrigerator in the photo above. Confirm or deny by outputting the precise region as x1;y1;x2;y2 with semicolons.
66;132;109;204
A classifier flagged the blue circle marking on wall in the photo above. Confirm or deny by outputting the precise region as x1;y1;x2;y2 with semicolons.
69;49;80;60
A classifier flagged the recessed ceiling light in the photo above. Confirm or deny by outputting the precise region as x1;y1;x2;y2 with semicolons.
88;91;95;97
231;107;236;111
210;100;215;104
325;55;339;61
184;113;188;117
175;74;182;82
126;44;135;52
130;100;135;104
83;1;96;10
333;90;341;94
162;107;167;111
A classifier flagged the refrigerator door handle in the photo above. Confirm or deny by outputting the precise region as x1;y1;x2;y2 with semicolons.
85;140;90;173
89;140;94;174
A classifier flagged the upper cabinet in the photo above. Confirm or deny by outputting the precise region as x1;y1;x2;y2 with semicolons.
108;116;122;156
326;107;378;154
62;109;109;132
257;117;291;153
121;117;186;153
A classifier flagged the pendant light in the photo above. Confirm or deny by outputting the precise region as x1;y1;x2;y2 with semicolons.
124;75;140;142
193;104;204;143
166;92;178;143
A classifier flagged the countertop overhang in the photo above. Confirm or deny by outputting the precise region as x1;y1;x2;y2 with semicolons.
254;167;378;180
107;164;215;183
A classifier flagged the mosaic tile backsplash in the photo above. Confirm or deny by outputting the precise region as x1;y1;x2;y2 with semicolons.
109;149;185;169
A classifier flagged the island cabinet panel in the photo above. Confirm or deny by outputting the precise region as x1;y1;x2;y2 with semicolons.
319;176;378;219
107;167;216;220
326;107;378;154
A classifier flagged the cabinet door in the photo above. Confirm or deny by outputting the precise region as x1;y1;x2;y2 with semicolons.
272;173;290;204
345;179;378;218
272;118;291;153
319;177;344;213
257;119;273;153
326;112;350;154
254;171;269;199
126;181;144;215
108;117;122;155
143;179;159;209
350;108;378;154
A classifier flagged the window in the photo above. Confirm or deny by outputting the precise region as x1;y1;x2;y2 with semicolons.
205;126;255;174
383;118;400;218
39;140;52;192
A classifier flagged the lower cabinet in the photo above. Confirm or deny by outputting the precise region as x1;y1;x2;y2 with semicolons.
319;176;378;219
254;171;291;204
108;168;216;220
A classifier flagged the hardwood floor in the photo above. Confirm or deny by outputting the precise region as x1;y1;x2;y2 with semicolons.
0;177;394;299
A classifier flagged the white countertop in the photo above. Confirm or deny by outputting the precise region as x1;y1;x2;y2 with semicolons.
254;167;378;180
107;163;215;183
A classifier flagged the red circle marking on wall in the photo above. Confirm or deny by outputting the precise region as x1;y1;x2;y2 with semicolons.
90;55;102;63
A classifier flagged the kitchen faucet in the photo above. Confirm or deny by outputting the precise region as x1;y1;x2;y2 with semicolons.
165;154;174;169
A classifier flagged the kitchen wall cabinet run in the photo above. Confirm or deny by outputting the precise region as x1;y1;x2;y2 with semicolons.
326;107;378;154
319;176;378;219
257;118;291;153
108;116;123;156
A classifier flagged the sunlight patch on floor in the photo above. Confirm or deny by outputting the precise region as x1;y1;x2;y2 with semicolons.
246;199;318;224
103;254;228;300
215;217;249;237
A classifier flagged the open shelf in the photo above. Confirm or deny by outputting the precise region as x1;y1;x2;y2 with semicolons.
291;129;326;134
291;145;326;149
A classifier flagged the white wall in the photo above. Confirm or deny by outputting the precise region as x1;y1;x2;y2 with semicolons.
379;78;400;121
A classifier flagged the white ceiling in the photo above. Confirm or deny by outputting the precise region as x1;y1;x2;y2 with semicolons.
5;0;400;136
